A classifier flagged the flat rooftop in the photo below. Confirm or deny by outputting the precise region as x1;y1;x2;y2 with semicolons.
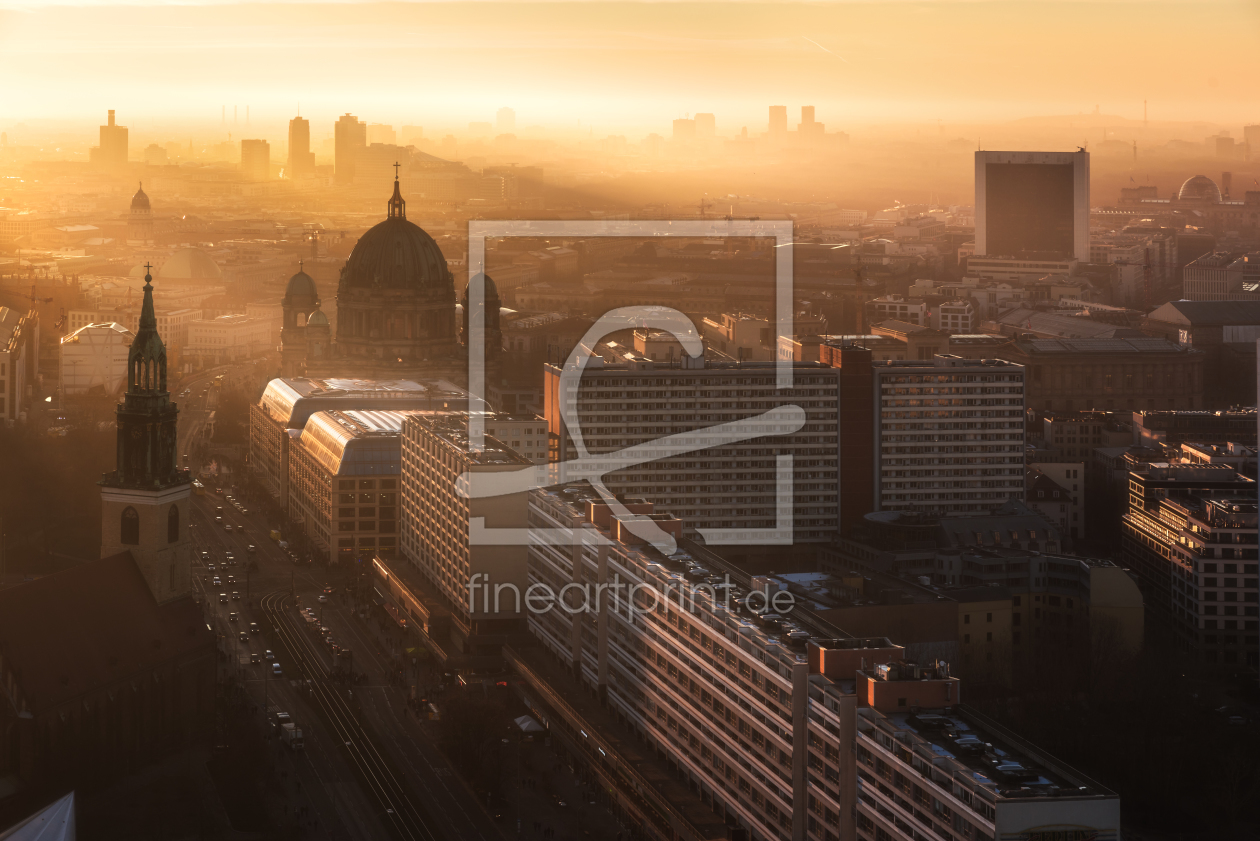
862;705;1115;803
408;412;533;467
258;376;470;428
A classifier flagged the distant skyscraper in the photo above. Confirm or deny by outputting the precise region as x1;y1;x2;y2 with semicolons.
287;117;314;178
974;150;1090;262
1244;125;1260;159
496;107;516;134
768;105;787;136
694;112;715;138
367;123;396;145
334;113;366;184
798;105;825;140
671;118;696;141
96;109;128;169
240;139;270;181
401;125;424;145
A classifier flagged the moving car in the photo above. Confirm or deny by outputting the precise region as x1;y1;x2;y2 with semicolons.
272;663;283;677
264;649;274;660
228;612;238;622
231;591;241;600
218;593;228;603
238;630;248;643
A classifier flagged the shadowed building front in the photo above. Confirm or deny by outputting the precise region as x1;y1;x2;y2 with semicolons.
0;268;214;808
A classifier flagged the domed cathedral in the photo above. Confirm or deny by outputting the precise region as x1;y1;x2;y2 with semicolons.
129;182;153;243
333;175;459;372
281;174;479;382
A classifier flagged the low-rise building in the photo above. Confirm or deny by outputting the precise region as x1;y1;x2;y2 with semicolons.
59;321;133;396
249;376;469;507
1122;466;1259;668
185;314;271;364
0;306;38;423
993;336;1204;413
287;408;416;563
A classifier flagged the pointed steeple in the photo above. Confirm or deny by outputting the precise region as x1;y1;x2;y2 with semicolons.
387;162;406;219
127;265;167;396
103;264;181;490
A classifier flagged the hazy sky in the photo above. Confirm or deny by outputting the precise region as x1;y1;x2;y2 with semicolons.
1;1;1257;133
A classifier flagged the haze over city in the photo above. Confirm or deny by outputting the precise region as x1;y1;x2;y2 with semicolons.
1;2;1259;841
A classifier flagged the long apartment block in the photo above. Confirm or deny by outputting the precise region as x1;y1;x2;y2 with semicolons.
522;484;1121;841
544;359;843;543
874;356;1025;515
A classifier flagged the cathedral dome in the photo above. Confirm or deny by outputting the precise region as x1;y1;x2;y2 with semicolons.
338;180;452;297
1178;175;1222;203
130;183;150;212
157;248;222;281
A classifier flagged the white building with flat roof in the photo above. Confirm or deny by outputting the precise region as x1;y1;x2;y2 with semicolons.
59;321;134;396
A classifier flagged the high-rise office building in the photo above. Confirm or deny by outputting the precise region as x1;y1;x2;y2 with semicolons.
401;125;424;145
672;118;696;141
1245;124;1260;159
496;107;516;134
240;139;270;181
367;123;396;145
396;412;533;662
769;105;788;137
544;359;844;543
95;109;128;169
974;150;1090;262
517;487;1123;841
799;105;825;140
873;355;1026;514
287;117;315;178
334;113;366;184
693;112;715;138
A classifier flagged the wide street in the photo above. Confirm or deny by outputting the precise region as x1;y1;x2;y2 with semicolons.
178;362;506;841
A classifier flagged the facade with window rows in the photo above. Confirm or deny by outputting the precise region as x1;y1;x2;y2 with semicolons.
524;486;1119;841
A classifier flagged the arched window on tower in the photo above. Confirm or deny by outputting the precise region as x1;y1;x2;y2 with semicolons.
121;507;140;545
167;504;180;543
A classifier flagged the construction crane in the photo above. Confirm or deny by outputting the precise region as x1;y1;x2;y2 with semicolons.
23;284;52;305
697;197;712;219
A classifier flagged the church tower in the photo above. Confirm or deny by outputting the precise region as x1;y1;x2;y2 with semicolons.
99;266;192;604
461;272;503;376
129;182;152;244
281;262;320;376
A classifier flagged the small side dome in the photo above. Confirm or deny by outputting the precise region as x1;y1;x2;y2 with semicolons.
285;265;319;301
1178;175;1222;203
464;272;499;300
130;183;150;211
306;308;330;328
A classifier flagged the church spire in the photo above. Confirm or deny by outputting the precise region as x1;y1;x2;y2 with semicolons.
103;265;182;490
387;162;406;219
